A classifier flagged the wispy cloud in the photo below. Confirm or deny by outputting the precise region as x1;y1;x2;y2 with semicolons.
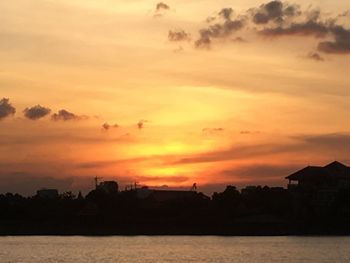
102;122;119;131
168;30;191;42
51;109;87;121
305;52;324;61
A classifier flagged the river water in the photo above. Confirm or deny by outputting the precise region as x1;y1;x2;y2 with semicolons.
1;236;349;262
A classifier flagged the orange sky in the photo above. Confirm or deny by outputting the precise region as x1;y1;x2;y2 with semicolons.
0;0;350;195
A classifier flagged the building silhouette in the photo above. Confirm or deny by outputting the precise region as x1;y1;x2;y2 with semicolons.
36;188;59;199
96;181;119;194
286;161;350;213
286;161;350;190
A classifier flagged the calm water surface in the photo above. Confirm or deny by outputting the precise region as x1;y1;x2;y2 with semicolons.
0;236;350;263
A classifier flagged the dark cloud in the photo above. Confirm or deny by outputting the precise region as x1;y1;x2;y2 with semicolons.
318;25;350;54
156;2;170;12
259;19;350;54
51;109;86;121
0;98;16;120
218;8;234;20
137;119;150;130
184;1;350;56
259;20;330;38
306;52;324;61
253;4;349;55
168;30;191;42
23;105;51;120
251;1;301;25
102;122;119;131
154;2;170;18
195;17;246;48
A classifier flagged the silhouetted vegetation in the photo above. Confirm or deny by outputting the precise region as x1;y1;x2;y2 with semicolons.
1;183;350;235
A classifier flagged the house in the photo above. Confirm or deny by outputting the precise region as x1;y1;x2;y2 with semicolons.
286;161;350;212
286;161;350;190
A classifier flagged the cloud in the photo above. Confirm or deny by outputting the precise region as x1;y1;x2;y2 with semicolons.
51;109;86;121
202;127;224;135
23;105;51;120
154;2;170;18
293;133;350;148
0;133;134;146
240;130;261;134
168;30;191;42
258;19;350;55
306;52;324;61
137;119;150;130
250;3;350;55
195;12;246;48
258;20;330;38
232;37;246;43
180;1;350;56
156;2;170;12
318;25;350;54
250;1;301;25
135;175;189;183
218;8;234;20
0;98;16;120
102;122;119;131
170;133;350;165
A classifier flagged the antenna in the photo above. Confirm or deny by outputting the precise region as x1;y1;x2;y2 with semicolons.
190;183;197;191
94;176;103;189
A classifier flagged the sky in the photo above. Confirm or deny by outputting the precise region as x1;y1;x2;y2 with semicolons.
0;0;350;196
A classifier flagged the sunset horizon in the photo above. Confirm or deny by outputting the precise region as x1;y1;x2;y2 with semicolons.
1;0;350;196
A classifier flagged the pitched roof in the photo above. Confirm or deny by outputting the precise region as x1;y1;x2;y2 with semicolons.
286;161;350;180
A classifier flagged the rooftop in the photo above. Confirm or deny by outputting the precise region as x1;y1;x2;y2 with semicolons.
286;161;350;181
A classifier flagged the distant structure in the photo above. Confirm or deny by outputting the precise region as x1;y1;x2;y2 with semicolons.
286;161;350;211
96;181;119;194
135;185;205;203
94;176;103;189
286;161;350;190
125;182;139;191
36;188;59;199
93;176;119;194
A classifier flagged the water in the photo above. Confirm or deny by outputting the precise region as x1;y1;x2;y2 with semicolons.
0;236;350;263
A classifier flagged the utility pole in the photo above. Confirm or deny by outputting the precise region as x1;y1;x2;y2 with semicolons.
94;176;103;189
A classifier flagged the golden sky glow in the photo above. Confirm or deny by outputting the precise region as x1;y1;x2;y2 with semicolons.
0;0;350;195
